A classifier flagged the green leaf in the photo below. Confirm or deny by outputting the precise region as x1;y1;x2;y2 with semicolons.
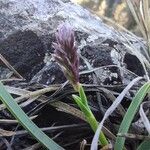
0;82;64;150
78;85;89;108
72;94;91;117
72;94;108;146
137;140;150;150
114;82;150;150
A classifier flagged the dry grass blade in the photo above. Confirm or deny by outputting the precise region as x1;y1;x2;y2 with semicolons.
91;76;143;150
0;115;38;124
100;144;112;150
15;85;60;100
117;133;150;140
1;78;24;82
50;101;116;140
6;124;87;137
142;0;150;53
5;86;30;96
0;129;15;137
80;139;87;150
125;0;146;38
141;0;150;40
19;97;39;108
100;88;126;116
142;0;149;26
0;85;61;110
1;137;12;150
139;101;150;134
125;0;150;55
0;54;23;79
51;101;86;121
22;143;41;150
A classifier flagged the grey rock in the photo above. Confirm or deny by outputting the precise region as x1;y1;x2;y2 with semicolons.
31;62;66;85
0;0;145;85
0;30;45;80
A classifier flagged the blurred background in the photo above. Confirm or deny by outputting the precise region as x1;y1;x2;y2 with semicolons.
71;0;142;36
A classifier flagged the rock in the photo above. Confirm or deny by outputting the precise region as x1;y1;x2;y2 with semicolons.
0;30;45;80
124;53;144;76
31;62;66;85
0;0;139;42
81;44;113;67
0;0;145;85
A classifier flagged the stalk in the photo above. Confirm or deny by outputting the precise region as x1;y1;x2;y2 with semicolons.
86;111;108;146
73;84;108;147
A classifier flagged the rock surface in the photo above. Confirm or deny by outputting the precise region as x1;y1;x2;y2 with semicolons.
0;30;45;80
0;0;145;85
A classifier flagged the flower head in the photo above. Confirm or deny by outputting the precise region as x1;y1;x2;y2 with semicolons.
52;23;79;90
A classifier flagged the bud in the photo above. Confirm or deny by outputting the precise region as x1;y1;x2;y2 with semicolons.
52;24;79;91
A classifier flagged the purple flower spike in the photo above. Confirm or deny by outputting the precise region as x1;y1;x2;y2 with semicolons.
52;24;79;90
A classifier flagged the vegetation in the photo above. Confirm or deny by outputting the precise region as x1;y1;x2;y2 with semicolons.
92;0;150;149
0;0;150;150
53;24;108;146
0;82;64;150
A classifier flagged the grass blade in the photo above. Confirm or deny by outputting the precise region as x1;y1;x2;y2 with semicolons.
0;82;64;150
140;101;150;134
91;77;142;150
0;54;23;79
72;94;108;146
137;140;150;150
138;101;150;150
125;0;147;39
79;85;88;108
114;82;150;150
72;94;91;117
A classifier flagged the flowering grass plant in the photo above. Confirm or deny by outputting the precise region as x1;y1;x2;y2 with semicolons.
52;23;108;147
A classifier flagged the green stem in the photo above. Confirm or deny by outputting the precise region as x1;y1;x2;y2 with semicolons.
73;83;108;147
86;111;108;146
